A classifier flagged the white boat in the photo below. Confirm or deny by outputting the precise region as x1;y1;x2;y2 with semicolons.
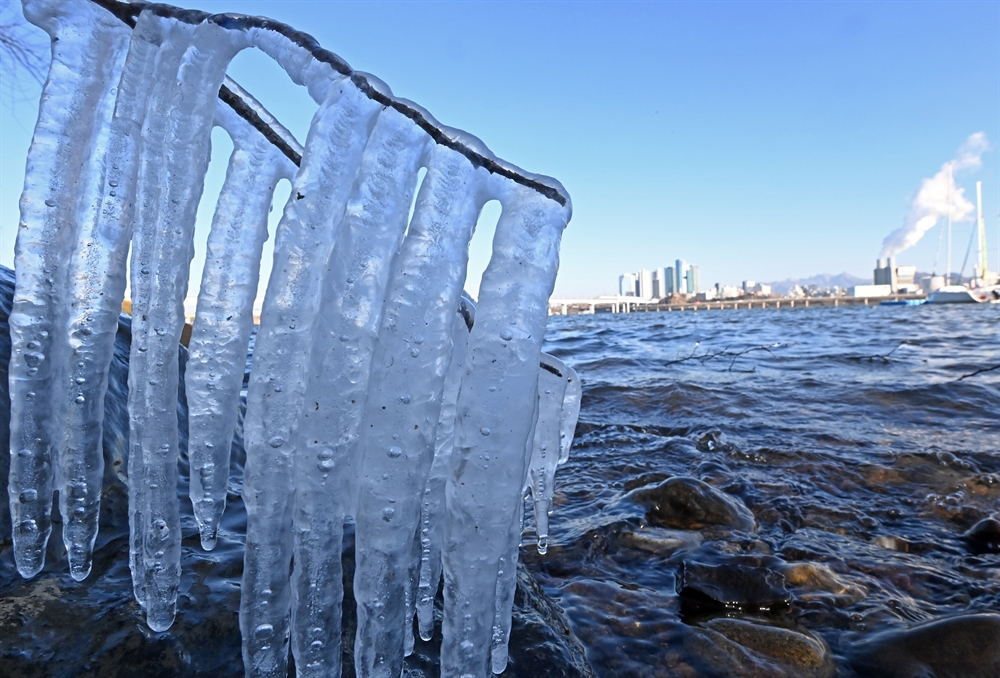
927;181;1000;304
927;284;999;304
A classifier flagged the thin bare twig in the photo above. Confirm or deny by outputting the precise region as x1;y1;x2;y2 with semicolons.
664;343;783;372
851;340;913;364
954;364;1000;382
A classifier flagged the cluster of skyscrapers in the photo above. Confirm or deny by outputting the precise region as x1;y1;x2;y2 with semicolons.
619;260;699;299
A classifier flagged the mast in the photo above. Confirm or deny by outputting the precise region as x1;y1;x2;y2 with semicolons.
976;181;987;283
946;163;953;285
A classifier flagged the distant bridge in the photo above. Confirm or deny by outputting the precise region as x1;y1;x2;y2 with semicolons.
548;294;926;315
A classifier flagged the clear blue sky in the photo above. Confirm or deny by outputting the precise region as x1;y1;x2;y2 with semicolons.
1;0;998;298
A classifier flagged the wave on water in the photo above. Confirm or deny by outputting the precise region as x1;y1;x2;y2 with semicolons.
527;304;1000;677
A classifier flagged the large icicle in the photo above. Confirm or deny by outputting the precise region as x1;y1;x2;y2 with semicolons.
490;392;540;676
9;0;130;579
127;16;249;632
186;84;299;552
489;354;576;673
353;143;485;678
441;182;570;678
415;296;475;642
290;106;428;677
490;486;528;675
526;353;571;555
126;15;199;608
240;81;380;677
58;7;169;583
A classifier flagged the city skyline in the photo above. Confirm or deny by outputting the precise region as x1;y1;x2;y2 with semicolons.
619;259;700;298
1;1;998;300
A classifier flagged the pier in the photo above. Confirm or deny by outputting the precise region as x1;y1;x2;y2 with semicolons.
548;294;927;315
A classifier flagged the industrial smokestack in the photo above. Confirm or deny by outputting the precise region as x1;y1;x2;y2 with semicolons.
879;132;990;259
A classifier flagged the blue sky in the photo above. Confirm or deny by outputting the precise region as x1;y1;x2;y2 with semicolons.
1;0;998;298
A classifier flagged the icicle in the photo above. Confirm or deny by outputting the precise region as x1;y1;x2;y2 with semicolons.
289;106;428;678
352;142;486;678
490;495;526;675
415;295;475;642
500;355;578;673
558;365;582;465
58;7;172;584
240;81;380;677
126;15;199;608
490;395;539;675
527;354;571;555
186;86;298;552
127;15;250;632
441;182;571;678
9;0;131;579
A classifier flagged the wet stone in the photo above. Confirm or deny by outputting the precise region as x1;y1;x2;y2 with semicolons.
677;560;791;614
700;618;835;678
961;516;1000;554
780;562;866;606
618;527;703;555
625;476;755;531
849;613;1000;678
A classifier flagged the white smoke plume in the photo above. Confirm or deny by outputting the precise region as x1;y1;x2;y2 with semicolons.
880;132;990;258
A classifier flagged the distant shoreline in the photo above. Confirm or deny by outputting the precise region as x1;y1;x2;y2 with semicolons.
550;293;930;315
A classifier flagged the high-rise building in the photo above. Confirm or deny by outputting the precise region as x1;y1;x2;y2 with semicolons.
664;267;675;295
652;267;668;298
687;264;699;294
675;259;687;294
619;273;638;296
638;268;654;299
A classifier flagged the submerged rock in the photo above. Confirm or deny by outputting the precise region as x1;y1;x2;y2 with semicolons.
683;619;835;678
618;527;703;555
850;613;1000;678
961;517;1000;554
781;562;866;606
704;618;835;678
626;476;755;531
676;560;790;613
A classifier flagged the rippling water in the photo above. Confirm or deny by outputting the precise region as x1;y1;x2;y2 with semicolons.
2;264;998;676
524;303;1000;677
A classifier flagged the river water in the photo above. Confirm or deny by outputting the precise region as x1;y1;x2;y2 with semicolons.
1;264;998;676
524;303;1000;676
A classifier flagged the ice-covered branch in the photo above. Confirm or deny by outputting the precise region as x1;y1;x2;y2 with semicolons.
8;0;575;674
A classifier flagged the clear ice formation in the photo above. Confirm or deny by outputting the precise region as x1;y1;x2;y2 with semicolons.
7;0;575;675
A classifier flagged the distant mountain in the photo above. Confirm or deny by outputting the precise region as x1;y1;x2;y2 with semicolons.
764;272;867;295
